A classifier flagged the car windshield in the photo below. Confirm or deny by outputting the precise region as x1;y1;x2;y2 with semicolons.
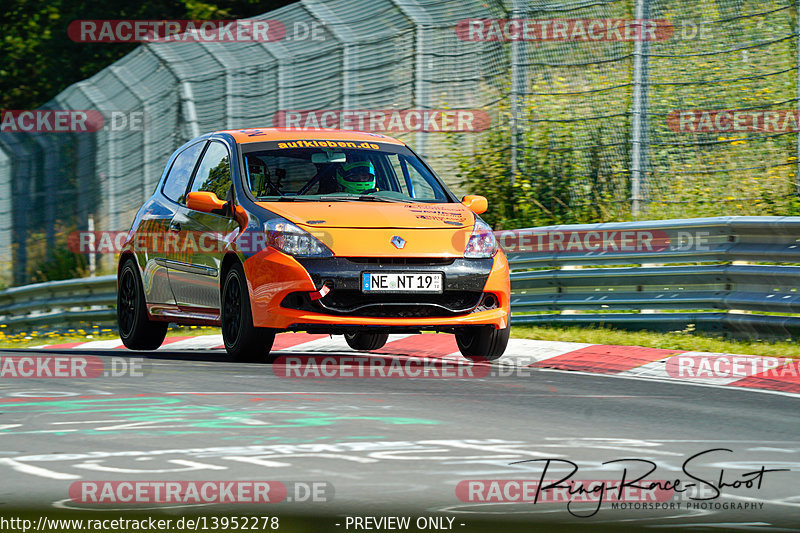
241;140;452;203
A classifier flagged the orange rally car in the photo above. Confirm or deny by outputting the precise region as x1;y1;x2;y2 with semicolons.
117;128;510;361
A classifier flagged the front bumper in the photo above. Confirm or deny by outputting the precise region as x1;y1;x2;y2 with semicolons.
242;249;510;331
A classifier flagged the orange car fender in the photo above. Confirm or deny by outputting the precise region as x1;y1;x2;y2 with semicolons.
483;251;511;328
241;248;316;324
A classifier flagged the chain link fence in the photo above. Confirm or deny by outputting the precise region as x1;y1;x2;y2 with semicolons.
1;0;799;287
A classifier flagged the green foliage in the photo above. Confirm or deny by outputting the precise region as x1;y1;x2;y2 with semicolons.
0;0;294;110
450;0;800;227
30;245;88;283
454;117;629;230
199;156;232;200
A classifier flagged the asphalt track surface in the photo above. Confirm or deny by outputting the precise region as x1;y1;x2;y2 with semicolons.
0;340;799;532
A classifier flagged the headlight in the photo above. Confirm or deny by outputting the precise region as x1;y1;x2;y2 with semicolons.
264;218;333;258
464;217;498;259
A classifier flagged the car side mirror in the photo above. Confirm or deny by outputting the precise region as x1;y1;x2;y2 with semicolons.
187;191;227;214
233;204;247;227
461;195;488;215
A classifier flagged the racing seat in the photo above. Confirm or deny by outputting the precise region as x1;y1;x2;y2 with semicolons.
316;163;344;194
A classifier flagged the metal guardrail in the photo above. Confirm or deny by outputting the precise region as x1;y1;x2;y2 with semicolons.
505;216;800;338
3;217;800;338
0;275;116;332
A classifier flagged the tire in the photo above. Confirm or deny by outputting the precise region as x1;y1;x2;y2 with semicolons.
345;331;389;351
455;325;510;361
117;257;168;350
221;262;276;362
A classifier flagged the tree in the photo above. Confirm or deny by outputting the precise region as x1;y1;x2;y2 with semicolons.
0;0;295;110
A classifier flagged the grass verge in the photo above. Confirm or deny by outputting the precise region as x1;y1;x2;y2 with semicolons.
0;325;219;349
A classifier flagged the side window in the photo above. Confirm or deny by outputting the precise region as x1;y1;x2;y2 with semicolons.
188;141;232;202
162;142;205;203
246;154;317;196
395;155;436;199
386;155;407;193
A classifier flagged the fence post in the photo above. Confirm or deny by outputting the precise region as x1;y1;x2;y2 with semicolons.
391;0;433;159
105;129;117;275
9;136;32;285
630;0;650;218
302;1;355;109
414;21;428;158
509;0;525;185
180;82;200;140
0;146;11;287
88;214;96;277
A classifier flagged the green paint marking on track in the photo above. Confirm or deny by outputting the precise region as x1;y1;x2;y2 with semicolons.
0;396;441;436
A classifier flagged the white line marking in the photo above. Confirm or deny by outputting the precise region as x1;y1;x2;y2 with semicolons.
0;429;79;435
166;391;376;395
168;459;228;470
158;335;224;350
72;339;125;349
0;458;80;480
73;459;226;473
222;456;291;468
51;420;119;425
647;523;789;531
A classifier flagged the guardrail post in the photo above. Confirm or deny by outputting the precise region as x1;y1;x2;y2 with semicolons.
88;214;96;277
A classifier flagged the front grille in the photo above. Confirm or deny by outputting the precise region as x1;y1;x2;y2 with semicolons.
344;257;455;266
281;290;484;318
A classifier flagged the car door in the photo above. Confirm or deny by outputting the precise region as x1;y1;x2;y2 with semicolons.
167;140;239;310
142;140;205;306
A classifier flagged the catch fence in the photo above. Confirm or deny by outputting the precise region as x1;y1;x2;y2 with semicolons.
1;0;798;286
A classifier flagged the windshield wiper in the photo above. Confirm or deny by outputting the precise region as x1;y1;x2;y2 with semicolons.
257;196;302;201
319;195;409;203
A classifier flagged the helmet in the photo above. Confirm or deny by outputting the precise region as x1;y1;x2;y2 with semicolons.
336;159;375;194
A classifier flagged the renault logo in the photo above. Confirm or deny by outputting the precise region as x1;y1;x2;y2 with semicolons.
391;236;406;249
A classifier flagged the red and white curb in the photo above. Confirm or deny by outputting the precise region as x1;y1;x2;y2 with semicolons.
24;333;800;396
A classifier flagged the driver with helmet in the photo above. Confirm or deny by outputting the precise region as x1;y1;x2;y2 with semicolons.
335;156;376;194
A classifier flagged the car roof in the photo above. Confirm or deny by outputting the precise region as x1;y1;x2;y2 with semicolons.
218;128;406;146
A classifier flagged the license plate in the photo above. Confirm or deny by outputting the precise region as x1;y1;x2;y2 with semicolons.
362;272;443;293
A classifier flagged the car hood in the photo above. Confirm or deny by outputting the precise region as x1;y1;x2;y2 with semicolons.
255;201;475;257
256;201;473;229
